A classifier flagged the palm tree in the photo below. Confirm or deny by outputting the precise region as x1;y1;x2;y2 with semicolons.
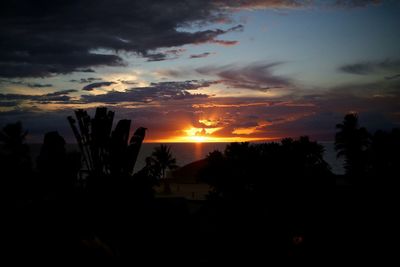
150;144;177;193
335;113;369;178
151;144;177;179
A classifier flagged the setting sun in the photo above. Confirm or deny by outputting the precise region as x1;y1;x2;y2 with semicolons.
146;126;276;143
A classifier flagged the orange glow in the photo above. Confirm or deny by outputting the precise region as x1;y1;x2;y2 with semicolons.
232;121;273;135
198;119;218;127
184;127;222;136
145;125;279;143
232;127;258;135
145;136;274;143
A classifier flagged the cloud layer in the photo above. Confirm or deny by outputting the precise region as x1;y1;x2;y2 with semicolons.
0;0;248;78
81;80;213;103
0;0;383;78
197;62;291;91
0;89;77;106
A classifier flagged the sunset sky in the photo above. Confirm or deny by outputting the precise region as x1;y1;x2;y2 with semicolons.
1;0;399;142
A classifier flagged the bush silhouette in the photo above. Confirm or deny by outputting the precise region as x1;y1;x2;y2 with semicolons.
0;121;32;202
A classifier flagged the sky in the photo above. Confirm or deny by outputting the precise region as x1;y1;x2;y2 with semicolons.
1;0;400;143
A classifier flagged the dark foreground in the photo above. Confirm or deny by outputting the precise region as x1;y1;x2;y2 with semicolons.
3;184;330;265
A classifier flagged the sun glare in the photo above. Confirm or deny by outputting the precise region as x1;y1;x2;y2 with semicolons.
145;125;278;143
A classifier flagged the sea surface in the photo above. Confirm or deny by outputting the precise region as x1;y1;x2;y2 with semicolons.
29;142;344;175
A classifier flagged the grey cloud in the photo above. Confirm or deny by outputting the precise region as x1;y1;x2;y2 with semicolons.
119;80;138;85
0;101;19;107
334;0;381;7
339;59;400;75
216;0;304;9
197;62;291;91
0;89;77;103
190;52;214;59
0;80;52;88
0;1;377;78
145;53;170;62
146;49;186;62
385;74;400;80
26;83;52;88
0;54;123;78
70;78;102;83
82;82;116;91
81;80;212;103
0;1;252;78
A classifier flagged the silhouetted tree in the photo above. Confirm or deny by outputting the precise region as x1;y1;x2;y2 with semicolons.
68;107;146;180
148;144;177;193
0;121;28;147
37;131;80;196
0;122;32;201
197;138;331;263
369;128;400;182
150;145;177;179
335;113;369;180
201;138;331;200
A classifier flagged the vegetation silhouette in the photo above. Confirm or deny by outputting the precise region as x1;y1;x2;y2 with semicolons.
198;137;331;263
1;109;400;263
0;121;32;203
37;131;81;198
146;144;178;194
67;107;146;178
334;113;400;262
335;113;370;182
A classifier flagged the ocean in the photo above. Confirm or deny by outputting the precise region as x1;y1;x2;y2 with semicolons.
29;142;344;175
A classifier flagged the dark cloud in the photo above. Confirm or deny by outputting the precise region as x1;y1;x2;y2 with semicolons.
210;40;239;46
0;0;378;78
26;83;52;88
334;0;381;7
197;62;291;91
70;77;102;83
119;80;138;85
82;82;116;91
190;52;214;59
81;80;212;103
0;1;259;78
145;49;186;62
216;0;304;9
77;68;95;73
44;89;77;97
385;74;400;80
339;59;400;75
0;55;123;78
0;101;19;107
0;89;77;103
145;53;170;62
0;80;52;88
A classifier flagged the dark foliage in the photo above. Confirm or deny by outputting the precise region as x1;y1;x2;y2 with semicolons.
2;110;399;264
335;113;370;179
0;121;32;202
67;107;146;177
335;113;400;263
201;137;331;199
